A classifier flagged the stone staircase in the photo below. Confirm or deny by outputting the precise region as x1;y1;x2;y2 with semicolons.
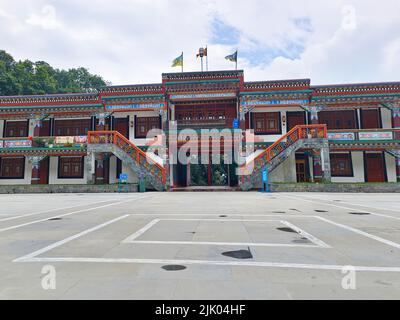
239;125;328;191
87;131;167;191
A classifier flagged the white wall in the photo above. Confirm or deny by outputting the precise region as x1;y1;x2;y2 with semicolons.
381;108;393;129
385;152;397;182
0;157;32;185
331;151;365;183
0;120;4;138
269;152;297;183
48;156;88;185
109;155;118;184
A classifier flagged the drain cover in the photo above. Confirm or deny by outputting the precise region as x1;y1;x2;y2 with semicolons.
222;248;253;260
162;265;187;271
349;212;370;215
315;210;328;213
277;227;297;233
273;211;286;214
219;215;228;218
48;218;62;221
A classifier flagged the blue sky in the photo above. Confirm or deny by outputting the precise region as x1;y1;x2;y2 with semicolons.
0;0;399;85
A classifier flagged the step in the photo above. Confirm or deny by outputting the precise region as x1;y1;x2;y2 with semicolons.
171;186;241;192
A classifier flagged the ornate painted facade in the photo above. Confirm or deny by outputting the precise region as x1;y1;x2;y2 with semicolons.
0;70;399;190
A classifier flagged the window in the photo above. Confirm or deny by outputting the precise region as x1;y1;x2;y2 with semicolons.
330;153;353;177
54;119;91;136
135;117;160;138
319;110;357;130
252;112;281;134
0;157;25;179
4;121;29;137
58;157;84;179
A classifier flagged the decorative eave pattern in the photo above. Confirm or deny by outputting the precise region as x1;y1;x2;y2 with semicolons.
0;93;99;106
162;70;243;82
329;140;400;151
0;147;87;157
311;93;400;105
99;83;163;96
243;79;311;92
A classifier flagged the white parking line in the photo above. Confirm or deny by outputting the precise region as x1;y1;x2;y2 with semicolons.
0;198;122;222
280;220;331;248
281;194;400;221
122;219;161;242
14;214;130;262
315;216;400;250
126;240;321;248
0;195;151;233
18;256;400;273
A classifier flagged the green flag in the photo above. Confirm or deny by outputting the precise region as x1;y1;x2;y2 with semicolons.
172;53;183;67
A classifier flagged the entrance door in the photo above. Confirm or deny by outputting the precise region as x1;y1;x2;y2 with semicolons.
39;157;49;184
364;153;386;182
295;154;309;182
114;117;129;138
287;112;306;131
95;158;110;184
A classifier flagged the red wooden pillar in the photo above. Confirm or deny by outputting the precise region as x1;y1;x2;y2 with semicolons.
32;118;42;137
312;149;323;182
308;107;322;182
30;157;43;185
95;158;104;184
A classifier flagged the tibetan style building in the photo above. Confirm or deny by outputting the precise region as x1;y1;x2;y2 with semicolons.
0;70;399;191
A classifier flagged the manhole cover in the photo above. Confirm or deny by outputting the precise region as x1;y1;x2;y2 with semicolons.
277;227;297;233
222;248;253;260
162;265;187;271
48;218;62;221
219;215;228;218
349;212;370;215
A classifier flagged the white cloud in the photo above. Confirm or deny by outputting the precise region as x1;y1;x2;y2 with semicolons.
0;0;399;86
26;5;61;30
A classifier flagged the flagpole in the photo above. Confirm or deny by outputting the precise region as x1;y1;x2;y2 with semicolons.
236;50;238;70
206;46;208;71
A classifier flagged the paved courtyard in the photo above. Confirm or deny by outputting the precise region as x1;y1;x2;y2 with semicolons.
0;191;400;299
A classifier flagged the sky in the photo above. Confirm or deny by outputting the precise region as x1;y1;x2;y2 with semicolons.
0;0;400;86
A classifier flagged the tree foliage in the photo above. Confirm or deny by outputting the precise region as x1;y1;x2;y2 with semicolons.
0;50;108;96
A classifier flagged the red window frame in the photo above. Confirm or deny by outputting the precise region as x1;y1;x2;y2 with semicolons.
319;110;358;130
330;153;353;177
135;116;160;138
252;112;281;134
54;119;91;137
58;157;84;179
0;157;25;179
3;121;29;138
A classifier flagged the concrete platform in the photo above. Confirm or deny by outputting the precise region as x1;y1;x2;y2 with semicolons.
0;192;400;299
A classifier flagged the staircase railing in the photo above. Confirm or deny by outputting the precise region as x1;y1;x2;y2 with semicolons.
87;131;167;185
241;124;327;177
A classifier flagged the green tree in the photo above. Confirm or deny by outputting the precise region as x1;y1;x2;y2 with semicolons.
0;50;107;96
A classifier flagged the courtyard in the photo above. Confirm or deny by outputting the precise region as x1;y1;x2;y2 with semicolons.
0;191;400;299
